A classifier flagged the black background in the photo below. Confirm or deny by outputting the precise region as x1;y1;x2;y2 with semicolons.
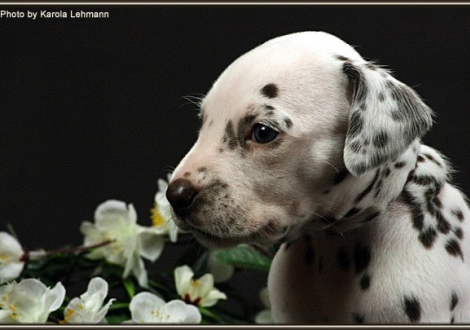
1;3;469;305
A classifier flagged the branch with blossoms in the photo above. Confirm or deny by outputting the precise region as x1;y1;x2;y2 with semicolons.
0;174;276;324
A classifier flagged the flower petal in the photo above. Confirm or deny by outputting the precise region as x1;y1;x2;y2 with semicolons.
159;300;202;324
138;230;164;262
193;273;214;298
0;310;13;323
45;282;66;312
63;277;114;324
80;277;108;311
1;279;65;323
0;232;23;257
254;309;273;324
157;178;168;194
129;292;165;323
174;265;194;297
0;262;24;284
168;219;181;243
94;200;137;229
131;256;149;288
200;288;227;307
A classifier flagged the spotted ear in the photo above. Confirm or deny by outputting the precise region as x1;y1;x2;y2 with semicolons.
341;60;434;176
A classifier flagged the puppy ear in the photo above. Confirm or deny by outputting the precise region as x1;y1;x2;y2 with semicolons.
342;60;434;176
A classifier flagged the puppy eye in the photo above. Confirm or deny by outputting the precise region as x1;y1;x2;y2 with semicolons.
251;123;278;144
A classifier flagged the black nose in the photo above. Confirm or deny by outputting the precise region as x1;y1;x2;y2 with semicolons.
166;178;199;218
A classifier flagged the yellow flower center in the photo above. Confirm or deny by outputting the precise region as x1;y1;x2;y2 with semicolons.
0;252;11;263
151;203;165;227
60;308;76;324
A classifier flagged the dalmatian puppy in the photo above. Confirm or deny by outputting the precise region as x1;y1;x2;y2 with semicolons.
165;31;470;324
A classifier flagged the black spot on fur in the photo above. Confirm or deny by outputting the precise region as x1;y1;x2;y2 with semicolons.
378;92;385;102
237;114;256;148
348;111;364;138
362;210;380;223
422;153;442;167
355;169;380;203
353;243;371;274
454;227;464;240
224;120;238;150
403;296;421;322
417;155;425;162
450;291;459;311
336;247;350;271
183;172;191;177
261;83;278;98
436;211;451;234
345;207;361;218
353;164;368;176
198;167;208;173
384;168;391;177
352;313;365;324
264;104;275;116
395;161;407;168
445;239;464;260
336;54;350;61
452;209;464;222
374;180;383;198
284;117;293;129
348;140;363;154
390;105;408;122
373;131;389;148
401;189;425;231
343;61;368;104
360;273;371;290
418;227;437;248
411;207;425;231
333;168;350;186
412;175;437;186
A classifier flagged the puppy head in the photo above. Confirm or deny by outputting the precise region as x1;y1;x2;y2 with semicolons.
166;31;433;248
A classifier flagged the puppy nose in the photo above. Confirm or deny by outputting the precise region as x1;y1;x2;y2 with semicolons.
166;178;199;217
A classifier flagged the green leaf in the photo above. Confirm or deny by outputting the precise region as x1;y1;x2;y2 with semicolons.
214;245;272;272
105;313;131;324
123;278;136;299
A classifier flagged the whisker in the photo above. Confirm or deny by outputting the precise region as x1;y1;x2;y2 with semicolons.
324;160;339;173
314;212;345;240
180;94;205;109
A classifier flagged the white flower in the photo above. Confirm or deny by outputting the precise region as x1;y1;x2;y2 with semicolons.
151;174;181;242
174;265;227;307
254;287;273;324
80;200;164;288
126;292;201;324
0;278;65;323
206;251;234;283
0;232;24;284
62;277;114;324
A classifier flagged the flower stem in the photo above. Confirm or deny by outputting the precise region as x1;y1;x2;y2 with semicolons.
21;240;115;262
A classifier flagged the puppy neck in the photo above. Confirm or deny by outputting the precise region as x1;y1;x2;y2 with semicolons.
307;139;425;235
